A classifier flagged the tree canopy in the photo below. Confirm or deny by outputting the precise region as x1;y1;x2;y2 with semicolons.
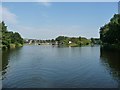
0;21;23;49
100;14;120;44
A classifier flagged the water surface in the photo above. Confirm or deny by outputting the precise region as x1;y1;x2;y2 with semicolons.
2;45;120;88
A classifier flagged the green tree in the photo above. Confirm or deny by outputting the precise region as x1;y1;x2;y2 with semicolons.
1;21;24;49
100;14;120;44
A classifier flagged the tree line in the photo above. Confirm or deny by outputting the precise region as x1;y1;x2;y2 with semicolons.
55;36;91;47
0;21;24;49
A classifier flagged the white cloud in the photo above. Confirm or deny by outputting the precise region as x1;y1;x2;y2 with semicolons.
0;6;18;24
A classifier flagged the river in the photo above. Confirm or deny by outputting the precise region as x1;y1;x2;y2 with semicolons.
2;45;120;88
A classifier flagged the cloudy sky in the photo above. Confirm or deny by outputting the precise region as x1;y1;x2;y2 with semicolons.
1;2;118;39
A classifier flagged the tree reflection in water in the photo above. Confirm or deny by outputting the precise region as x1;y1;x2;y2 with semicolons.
100;47;120;88
2;48;22;79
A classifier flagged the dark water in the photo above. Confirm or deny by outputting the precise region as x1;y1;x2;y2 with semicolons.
2;45;120;88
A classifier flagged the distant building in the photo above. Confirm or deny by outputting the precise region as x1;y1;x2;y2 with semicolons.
29;40;33;44
55;41;58;45
69;41;72;44
52;41;58;45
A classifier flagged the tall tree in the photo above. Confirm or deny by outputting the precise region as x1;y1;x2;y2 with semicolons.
1;21;24;48
100;14;120;44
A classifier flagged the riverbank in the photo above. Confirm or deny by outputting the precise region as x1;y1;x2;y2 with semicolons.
101;43;120;51
1;43;23;50
61;43;91;47
31;42;92;47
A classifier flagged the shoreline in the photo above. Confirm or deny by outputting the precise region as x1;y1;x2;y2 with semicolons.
101;43;120;51
1;43;23;50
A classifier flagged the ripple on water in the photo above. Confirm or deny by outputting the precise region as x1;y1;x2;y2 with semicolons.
2;45;120;88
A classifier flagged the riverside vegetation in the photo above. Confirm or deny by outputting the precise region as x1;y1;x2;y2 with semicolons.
55;36;92;47
100;14;120;50
0;21;24;49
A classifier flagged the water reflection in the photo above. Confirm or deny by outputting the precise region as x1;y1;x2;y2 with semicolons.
2;46;120;88
2;48;22;77
100;48;120;87
0;49;2;71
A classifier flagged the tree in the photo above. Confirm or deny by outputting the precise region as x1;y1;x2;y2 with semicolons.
1;21;24;48
1;21;7;33
100;14;120;44
11;32;23;44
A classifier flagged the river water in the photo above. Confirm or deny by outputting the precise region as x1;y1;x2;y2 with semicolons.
2;45;120;88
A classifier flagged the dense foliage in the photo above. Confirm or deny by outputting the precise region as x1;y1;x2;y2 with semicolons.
100;14;120;44
55;36;91;47
0;21;23;49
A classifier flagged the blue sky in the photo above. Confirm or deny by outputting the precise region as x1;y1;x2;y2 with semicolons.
2;2;118;39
